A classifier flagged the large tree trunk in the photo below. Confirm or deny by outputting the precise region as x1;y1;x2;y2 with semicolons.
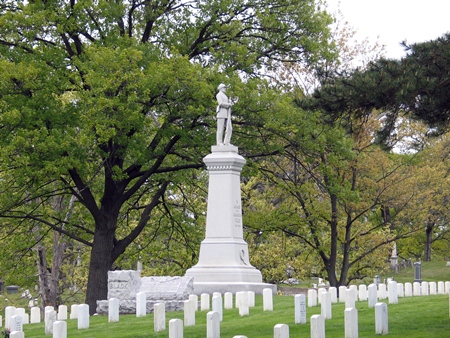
85;226;115;315
424;222;434;262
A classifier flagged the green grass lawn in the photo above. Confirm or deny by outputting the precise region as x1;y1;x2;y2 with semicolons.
381;260;450;284
19;294;450;338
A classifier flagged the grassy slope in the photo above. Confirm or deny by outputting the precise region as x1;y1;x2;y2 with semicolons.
21;294;450;338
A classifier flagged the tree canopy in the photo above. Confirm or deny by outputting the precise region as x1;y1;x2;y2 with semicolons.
300;33;450;144
0;0;334;312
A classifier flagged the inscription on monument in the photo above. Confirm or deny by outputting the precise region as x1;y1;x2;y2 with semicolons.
233;202;242;227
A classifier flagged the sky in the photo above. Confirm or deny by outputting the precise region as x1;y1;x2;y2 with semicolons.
325;0;450;59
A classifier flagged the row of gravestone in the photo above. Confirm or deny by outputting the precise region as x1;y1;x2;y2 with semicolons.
2;282;448;337
307;280;450;309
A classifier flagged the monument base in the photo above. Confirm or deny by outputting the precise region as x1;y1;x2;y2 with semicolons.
190;281;277;295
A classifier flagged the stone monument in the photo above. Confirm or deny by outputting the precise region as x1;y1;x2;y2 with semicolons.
96;270;193;314
185;84;276;294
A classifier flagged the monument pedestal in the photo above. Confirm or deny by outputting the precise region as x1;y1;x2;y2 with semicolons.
185;145;276;294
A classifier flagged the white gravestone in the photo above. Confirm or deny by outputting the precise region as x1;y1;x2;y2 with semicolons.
388;281;398;304
405;282;413;297
310;314;325;338
10;315;23;333
212;295;223;321
349;285;358;299
70;304;78;319
430;281;437;295
207;311;220;338
77;304;89;330
413;282;421;296
9;332;24;338
184;299;195;327
321;291;332;320
328;287;337;303
274;323;289;338
238;291;249;316
358;284;367;301
263;288;273;311
213;292;221;298
368;284;377;308
189;294;198;312
136;291;147;317
247;291;255;307
169;318;183;338
224;292;233;309
422;281;429;296
317;288;326;305
0;315;2;328
53;320;67;338
57;305;68;321
375;302;388;335
307;289;317;307
397;283;404;297
294;294;306;324
5;306;16;330
345;307;358;338
339;286;347;303
30;307;40;323
378;284;387;299
15;308;26;324
45;310;57;335
438;281;445;294
445;281;450;294
345;289;356;309
109;298;119;322
154;303;166;332
201;293;210;311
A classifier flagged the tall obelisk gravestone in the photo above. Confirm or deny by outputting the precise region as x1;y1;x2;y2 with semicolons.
185;85;276;294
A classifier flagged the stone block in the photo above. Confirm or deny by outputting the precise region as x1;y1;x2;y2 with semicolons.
339;286;347;303
310;314;325;338
375;302;388;335
294;294;306;324
388;281;398;304
378;284;387;299
207;311;220;338
154;303;166;332
184;299;195;327
70;304;78;319
397;283;404;297
422;281;429;296
430;281;437;295
109;298;119;322
212;295;223;321
136;292;146;317
189;294;198;311
247;291;255;307
405;282;412;297
345;307;358;338
5;306;16;329
367;284;377;308
9;332;24;338
10;315;22;333
45;310;56;335
30;307;40;324
201;293;210;311
307;289;317;307
57;305;68;321
438;281;445;294
169;318;183;338
263;288;273;311
345;289;355;309
224;292;233;309
238;292;249;316
321;292;332;319
53;320;67;338
107;270;142;300
329;287;337;303
358;285;367;301
413;282;421;296
77;304;89;330
274;323;289;338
